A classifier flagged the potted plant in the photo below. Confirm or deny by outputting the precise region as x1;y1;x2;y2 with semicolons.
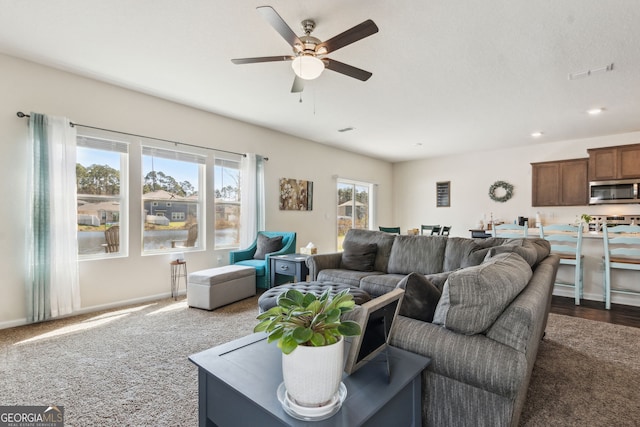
254;288;361;408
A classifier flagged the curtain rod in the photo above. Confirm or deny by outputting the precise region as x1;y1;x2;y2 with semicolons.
16;111;268;160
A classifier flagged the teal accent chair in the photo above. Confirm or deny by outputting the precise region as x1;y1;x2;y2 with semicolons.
539;224;584;305
602;225;640;310
229;231;297;289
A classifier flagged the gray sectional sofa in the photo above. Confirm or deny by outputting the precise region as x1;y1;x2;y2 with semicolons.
306;229;560;427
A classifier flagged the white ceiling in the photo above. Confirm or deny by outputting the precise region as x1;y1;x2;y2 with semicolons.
2;1;640;162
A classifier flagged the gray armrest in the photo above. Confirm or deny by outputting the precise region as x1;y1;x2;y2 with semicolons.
306;252;343;280
390;316;526;398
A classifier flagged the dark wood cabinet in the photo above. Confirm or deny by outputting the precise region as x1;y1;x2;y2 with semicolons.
588;143;640;180
531;158;588;206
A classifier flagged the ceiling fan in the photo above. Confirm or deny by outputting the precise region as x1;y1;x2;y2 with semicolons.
231;6;379;93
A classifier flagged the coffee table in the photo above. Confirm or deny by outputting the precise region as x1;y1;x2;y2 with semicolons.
189;333;430;427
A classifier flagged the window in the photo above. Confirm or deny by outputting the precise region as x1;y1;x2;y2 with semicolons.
214;157;241;248
142;146;204;253
337;179;373;250
76;134;129;257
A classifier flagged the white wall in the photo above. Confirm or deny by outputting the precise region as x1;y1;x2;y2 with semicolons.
393;132;640;235
0;53;393;328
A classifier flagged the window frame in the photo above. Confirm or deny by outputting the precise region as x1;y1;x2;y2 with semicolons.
141;145;206;255
76;132;129;260
214;155;242;250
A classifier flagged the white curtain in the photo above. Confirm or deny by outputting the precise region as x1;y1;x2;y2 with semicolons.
239;154;265;248
26;113;81;322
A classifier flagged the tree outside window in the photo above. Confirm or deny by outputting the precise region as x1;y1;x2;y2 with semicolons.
142;146;204;253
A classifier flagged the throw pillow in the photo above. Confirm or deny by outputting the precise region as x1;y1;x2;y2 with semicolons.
396;273;442;322
432;252;532;335
340;241;378;271
253;234;283;260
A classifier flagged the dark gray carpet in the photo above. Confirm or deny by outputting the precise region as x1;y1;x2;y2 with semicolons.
1;297;638;426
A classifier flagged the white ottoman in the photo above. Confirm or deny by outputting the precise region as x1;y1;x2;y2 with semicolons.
188;265;256;310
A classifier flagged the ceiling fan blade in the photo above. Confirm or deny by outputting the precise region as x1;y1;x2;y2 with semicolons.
324;58;372;81
231;56;294;64
291;76;305;93
257;6;303;49
317;20;378;53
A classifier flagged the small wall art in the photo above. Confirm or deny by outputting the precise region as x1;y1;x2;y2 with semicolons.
279;178;313;211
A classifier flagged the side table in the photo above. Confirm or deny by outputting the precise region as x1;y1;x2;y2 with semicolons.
170;260;187;299
270;254;310;288
189;333;430;427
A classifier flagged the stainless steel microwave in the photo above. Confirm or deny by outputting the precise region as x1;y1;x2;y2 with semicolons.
589;179;640;204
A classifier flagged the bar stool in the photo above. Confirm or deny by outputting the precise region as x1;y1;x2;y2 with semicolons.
492;221;528;238
602;225;640;310
539;224;583;305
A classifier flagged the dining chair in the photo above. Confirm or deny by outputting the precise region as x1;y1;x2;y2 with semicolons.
379;226;401;234
539;224;583;305
420;225;441;235
602;224;640;310
492;221;528;238
440;226;451;237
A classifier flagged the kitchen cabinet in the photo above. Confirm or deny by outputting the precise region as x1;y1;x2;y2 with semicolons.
588;143;640;180
531;158;588;206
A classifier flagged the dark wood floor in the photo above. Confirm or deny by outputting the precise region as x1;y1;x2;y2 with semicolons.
550;296;640;328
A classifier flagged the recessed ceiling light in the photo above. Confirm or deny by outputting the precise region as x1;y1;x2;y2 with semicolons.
531;131;544;138
587;108;604;115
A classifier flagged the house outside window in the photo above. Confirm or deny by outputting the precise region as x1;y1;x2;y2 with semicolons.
76;134;129;258
337;179;373;250
142;146;204;253
214;157;241;248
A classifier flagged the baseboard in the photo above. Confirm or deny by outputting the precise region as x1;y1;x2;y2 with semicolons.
0;291;185;331
553;288;640;307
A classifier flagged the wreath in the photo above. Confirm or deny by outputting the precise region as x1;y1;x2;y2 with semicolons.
489;180;514;203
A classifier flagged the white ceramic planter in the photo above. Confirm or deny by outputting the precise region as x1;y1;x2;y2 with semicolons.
282;337;344;407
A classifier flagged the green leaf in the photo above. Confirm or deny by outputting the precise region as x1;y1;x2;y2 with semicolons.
338;320;362;336
279;334;298;354
306;300;322;315
292;326;313;344
325;308;341;323
266;327;284;342
309;332;326;346
302;292;318;307
256;306;284;320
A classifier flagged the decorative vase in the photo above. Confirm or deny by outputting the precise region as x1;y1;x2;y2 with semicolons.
282;337;344;407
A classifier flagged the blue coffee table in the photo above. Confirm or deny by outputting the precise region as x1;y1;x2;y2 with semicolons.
189;333;430;427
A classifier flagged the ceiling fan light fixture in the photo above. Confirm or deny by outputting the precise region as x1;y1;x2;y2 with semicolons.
292;55;324;80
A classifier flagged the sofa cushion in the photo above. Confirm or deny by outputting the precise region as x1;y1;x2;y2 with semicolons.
388;235;448;275
396;273;442;323
432;252;533;335
462;238;548;268
342;229;396;273
253;234;283;260
340;241;377;271
360;273;406;298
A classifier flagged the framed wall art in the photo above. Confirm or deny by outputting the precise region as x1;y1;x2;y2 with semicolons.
279;178;313;211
